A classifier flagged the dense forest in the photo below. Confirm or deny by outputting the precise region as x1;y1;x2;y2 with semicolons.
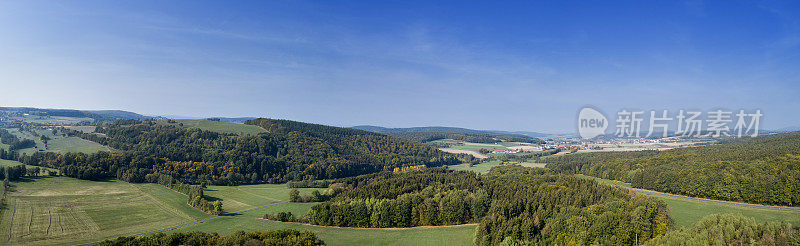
99;229;324;246
304;166;671;245
306;168;488;227
20;118;459;185
542;133;800;206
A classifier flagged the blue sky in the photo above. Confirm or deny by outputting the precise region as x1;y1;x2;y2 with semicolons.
1;1;798;133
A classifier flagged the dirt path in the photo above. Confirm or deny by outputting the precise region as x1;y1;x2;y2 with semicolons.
439;148;488;158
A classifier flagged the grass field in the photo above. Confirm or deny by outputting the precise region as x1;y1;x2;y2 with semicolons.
437;140;544;158
447;143;507;152
2;128;112;155
576;174;800;228
0;175;477;245
204;183;325;212
174;213;477;246
171;119;266;136
0;177;200;245
0;159;25;168
448;161;545;174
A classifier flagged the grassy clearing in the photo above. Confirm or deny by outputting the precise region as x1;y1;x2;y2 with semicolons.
0;159;25;168
12;116;93;125
42;137;112;154
517;162;546;168
178;183;476;245
448;161;546;174
576;174;800;228
204;183;325;212
657;192;800;229
0;159;59;175
171;119;266;136
447;161;502;174
0;177;198;245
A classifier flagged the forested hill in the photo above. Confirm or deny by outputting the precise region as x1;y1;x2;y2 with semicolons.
251;118;383;136
351;125;544;144
543;132;800;206
22;118;460;185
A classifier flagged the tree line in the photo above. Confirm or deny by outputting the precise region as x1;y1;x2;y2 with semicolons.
542;132;800;206
99;229;325;245
287;179;332;188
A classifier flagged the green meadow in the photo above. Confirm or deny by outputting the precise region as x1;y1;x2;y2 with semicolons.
2;127;112;155
0;177;196;245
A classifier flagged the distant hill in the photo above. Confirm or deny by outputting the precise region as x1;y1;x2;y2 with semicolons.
352;125;489;134
487;130;549;138
86;110;148;120
0;107;147;122
775;126;800;132
351;125;545;144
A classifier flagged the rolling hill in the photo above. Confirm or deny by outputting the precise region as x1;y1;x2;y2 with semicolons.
351;125;545;144
24;118;460;184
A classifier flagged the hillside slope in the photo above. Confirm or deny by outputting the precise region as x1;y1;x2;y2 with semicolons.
543;132;800;206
